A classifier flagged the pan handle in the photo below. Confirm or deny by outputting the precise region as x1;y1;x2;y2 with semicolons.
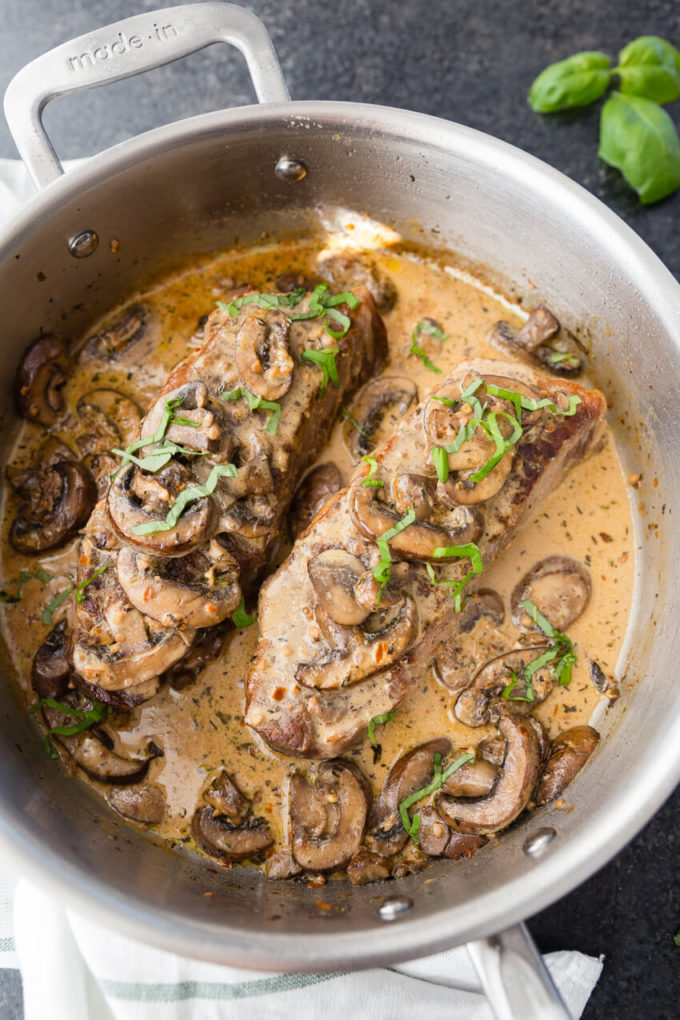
3;2;290;190
467;922;571;1020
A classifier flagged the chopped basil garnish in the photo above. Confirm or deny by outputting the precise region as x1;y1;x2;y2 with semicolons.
290;284;360;339
431;445;449;484
301;347;340;398
0;568;53;605
75;563;109;604
373;508;416;597
362;455;384;488
231;597;256;629
398;751;475;843
342;408;368;438
130;463;237;536
546;351;581;367
367;709;395;748
503;597;577;700
218;288;307;315
485;383;582;420
222;385;282;435
409;320;448;374
29;696;110;759
427;542;484;612
41;584;75;626
111;396;207;478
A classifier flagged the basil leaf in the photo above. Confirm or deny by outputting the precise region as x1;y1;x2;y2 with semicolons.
599;92;680;204
529;51;612;113
75;564;109;604
41;584;75;626
616;36;680;104
301;347;340;398
342;408;368;438
231;597;256;629
361;455;384;488
398;751;474;844
367;709;395;748
373;508;416;596
131;463;237;536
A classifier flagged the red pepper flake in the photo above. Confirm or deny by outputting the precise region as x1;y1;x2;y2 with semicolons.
272;686;286;702
653;477;659;487
316;901;333;911
599;532;613;543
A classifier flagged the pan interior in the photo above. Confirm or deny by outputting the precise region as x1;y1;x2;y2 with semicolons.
0;102;676;968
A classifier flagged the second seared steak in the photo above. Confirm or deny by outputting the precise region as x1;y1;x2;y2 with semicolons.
245;358;606;757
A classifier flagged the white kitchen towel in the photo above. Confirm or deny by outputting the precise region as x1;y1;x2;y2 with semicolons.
11;878;603;1020
0;157;604;1019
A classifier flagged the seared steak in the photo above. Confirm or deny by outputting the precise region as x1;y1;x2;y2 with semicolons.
68;287;385;705
245;359;606;757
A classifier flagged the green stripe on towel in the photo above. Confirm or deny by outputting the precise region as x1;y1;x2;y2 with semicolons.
0;938;15;952
102;971;341;1002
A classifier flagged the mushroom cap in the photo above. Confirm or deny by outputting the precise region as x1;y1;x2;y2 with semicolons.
116;544;241;630
454;645;555;728
109;784;166;824
307;549;370;626
15;334;70;426
342;376;418;461
368;737;452;857
437;707;544;835
80;304;149;361
535;726;599;806
289;463;342;541
291;759;370;872
31;621;70;701
235;310;294;401
9;459;96;555
192;807;274;861
510;555;591;632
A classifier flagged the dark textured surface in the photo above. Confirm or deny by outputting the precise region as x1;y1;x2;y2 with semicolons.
1;1;680;1017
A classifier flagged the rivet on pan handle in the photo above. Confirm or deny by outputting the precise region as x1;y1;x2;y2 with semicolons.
3;2;290;190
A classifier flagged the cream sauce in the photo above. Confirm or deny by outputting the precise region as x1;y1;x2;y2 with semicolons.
0;242;635;857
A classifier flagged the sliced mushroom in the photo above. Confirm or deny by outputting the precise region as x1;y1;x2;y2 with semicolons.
72;620;195;693
296;593;417;690
8;446;96;554
192;807;273;861
81;304;148;360
76;388;142;454
31;620;70;700
318;254;397;314
143;381;224;454
488;310;582;376
235;310;293;401
291;759;369;871
164;622;230;690
15;334;70;426
117;542;241;629
347;850;392;885
289;464;342;540
275;270;311;293
308;549;370;626
441;758;499;798
454;645;555;728
535;726;599;806
477;734;506;767
510;556;591;632
42;698;161;783
589;659;619;700
417;805;488;859
432;589;505;692
367;738;451;857
203;771;251;826
342;377;418;460
437;707;543;835
392;473;434;520
264;848;303;880
108;461;213;555
352;482;482;560
109;784;166;824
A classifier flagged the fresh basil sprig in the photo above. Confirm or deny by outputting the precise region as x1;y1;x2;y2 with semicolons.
529;51;612;112
528;35;680;204
599;92;680;205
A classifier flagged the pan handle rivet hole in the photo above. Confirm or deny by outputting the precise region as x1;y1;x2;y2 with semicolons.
68;230;99;258
523;827;557;857
376;896;414;922
275;156;307;183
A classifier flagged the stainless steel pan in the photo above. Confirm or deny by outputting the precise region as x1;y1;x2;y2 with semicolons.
2;5;679;1017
